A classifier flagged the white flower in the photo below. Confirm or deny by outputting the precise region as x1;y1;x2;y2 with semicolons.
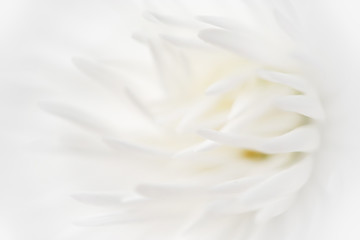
36;0;337;239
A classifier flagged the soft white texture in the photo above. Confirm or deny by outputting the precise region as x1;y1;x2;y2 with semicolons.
39;1;325;239
0;0;358;239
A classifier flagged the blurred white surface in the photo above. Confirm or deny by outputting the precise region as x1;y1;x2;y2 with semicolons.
1;0;360;239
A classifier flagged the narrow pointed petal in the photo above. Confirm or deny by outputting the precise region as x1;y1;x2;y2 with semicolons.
227;94;266;120
211;176;267;195
73;58;155;122
205;72;252;95
72;57;124;92
176;97;219;132
211;157;311;214
143;11;201;29
258;70;313;94
75;212;153;226
198;125;320;154
173;140;219;158
275;95;325;120
254;195;295;223
160;34;207;49
104;137;172;157
197;16;242;31
199;29;283;66
238;157;311;207
39;101;112;135
136;184;206;199
123;87;156;122
148;41;190;96
71;192;124;206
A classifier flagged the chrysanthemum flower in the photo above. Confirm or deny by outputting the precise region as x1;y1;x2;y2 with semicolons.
37;0;342;239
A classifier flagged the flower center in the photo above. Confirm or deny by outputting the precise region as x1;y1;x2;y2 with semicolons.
241;149;268;161
135;63;309;184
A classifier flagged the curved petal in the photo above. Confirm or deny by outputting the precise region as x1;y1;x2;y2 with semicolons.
258;70;314;94
198;125;320;154
136;184;207;199
275;95;325;120
211;157;312;214
71;192;124;206
104;137;172;157
39;101;113;135
254;194;296;223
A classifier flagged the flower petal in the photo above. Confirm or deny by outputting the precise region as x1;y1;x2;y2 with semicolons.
199;28;286;67
205;71;253;95
254;195;296;223
275;95;325;120
71;192;124;206
238;157;311;207
75;211;154;226
39;101;112;135
198;125;320;154
73;58;155;121
211;157;312;214
258;70;314;94
173;140;219;158
72;57;124;92
136;184;207;199
104;137;172;157
123;86;156;122
198;16;243;31
143;11;201;29
148;40;190;96
211;176;268;195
